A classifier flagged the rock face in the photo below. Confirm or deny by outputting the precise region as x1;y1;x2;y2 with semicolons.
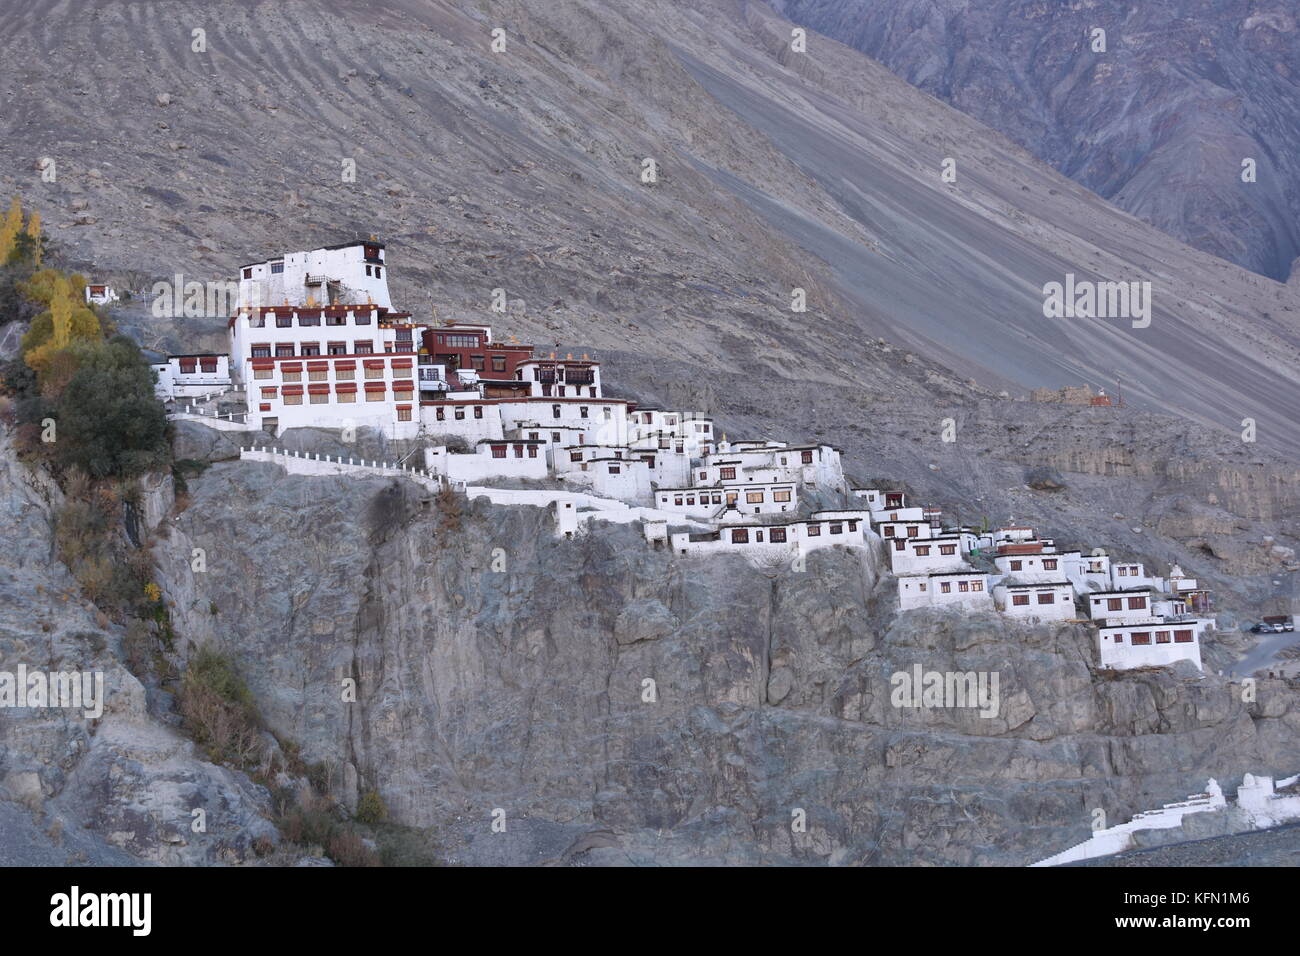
0;433;277;864
143;456;1300;865
772;0;1300;281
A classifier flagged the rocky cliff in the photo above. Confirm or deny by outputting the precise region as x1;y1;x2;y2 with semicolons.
0;432;278;864
135;452;1300;865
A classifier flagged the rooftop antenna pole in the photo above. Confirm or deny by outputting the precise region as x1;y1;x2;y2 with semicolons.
1115;369;1124;408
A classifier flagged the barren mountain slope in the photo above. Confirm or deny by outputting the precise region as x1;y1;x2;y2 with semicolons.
2;0;1299;455
772;0;1300;281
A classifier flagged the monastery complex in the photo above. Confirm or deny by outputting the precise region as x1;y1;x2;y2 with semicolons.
156;241;1215;676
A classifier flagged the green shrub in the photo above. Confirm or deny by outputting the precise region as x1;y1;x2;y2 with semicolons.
355;789;388;825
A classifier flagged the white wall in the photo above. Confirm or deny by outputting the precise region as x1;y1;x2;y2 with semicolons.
425;444;548;483
994;583;1076;621
1097;620;1204;672
1086;590;1155;623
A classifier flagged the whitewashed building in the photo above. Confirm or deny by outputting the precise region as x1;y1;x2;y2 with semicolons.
238;239;392;310
84;283;119;306
152;353;231;399
1086;588;1156;624
1097;618;1204;672
888;534;969;575
994;581;1077;622
898;571;992;611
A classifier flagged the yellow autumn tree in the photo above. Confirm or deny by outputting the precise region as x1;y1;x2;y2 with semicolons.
0;196;21;263
25;208;41;265
21;271;102;378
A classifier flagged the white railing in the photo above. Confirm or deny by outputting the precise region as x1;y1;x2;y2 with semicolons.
239;445;446;490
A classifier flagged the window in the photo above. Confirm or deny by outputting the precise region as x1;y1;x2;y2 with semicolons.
941;582;952;593
310;392;328;405
435;408;445;421
830;524;843;534
1012;594;1030;606
893;539;905;551
328;342;347;355
200;356;218;373
971;581;984;592
571;451;585;463
337;391;355;404
282;370;301;383
959;581;970;592
1155;631;1171;644
492;355;506;372
1131;632;1151;645
491;446;506;459
552;405;561;419
365;390;384;402
916;546;931;555
254;367;272;380
394;389;413;402
355;313;372;326
720;467;736;480
807;525;821;537
746;491;764;504
277;315;292;329
251;345;271;358
939;545;956;555
608;465;620;474
801;450;813;464
336;367;355;381
731;529;749;544
1127;597;1146;610
579;406;588;418
773;490;792;503
1010;560;1022;571
527;446;537;458
260;387;277;399
276;344;295;357
1037;592;1055;604
283;393;302;406
243;267;253;279
309;369;328;382
552;432;560;443
1113;633;1124;643
1043;559;1058;570
355;342;373;354
364;365;383;380
470;355;484;371
269;261;284;274
248;314;265;328
299;314;320;328
1107;598;1123;612
1174;630;1194;643
454;408;465;420
770;529;787;543
473;406;483;419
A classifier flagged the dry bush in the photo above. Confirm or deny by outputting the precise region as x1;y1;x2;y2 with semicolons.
178;648;266;769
